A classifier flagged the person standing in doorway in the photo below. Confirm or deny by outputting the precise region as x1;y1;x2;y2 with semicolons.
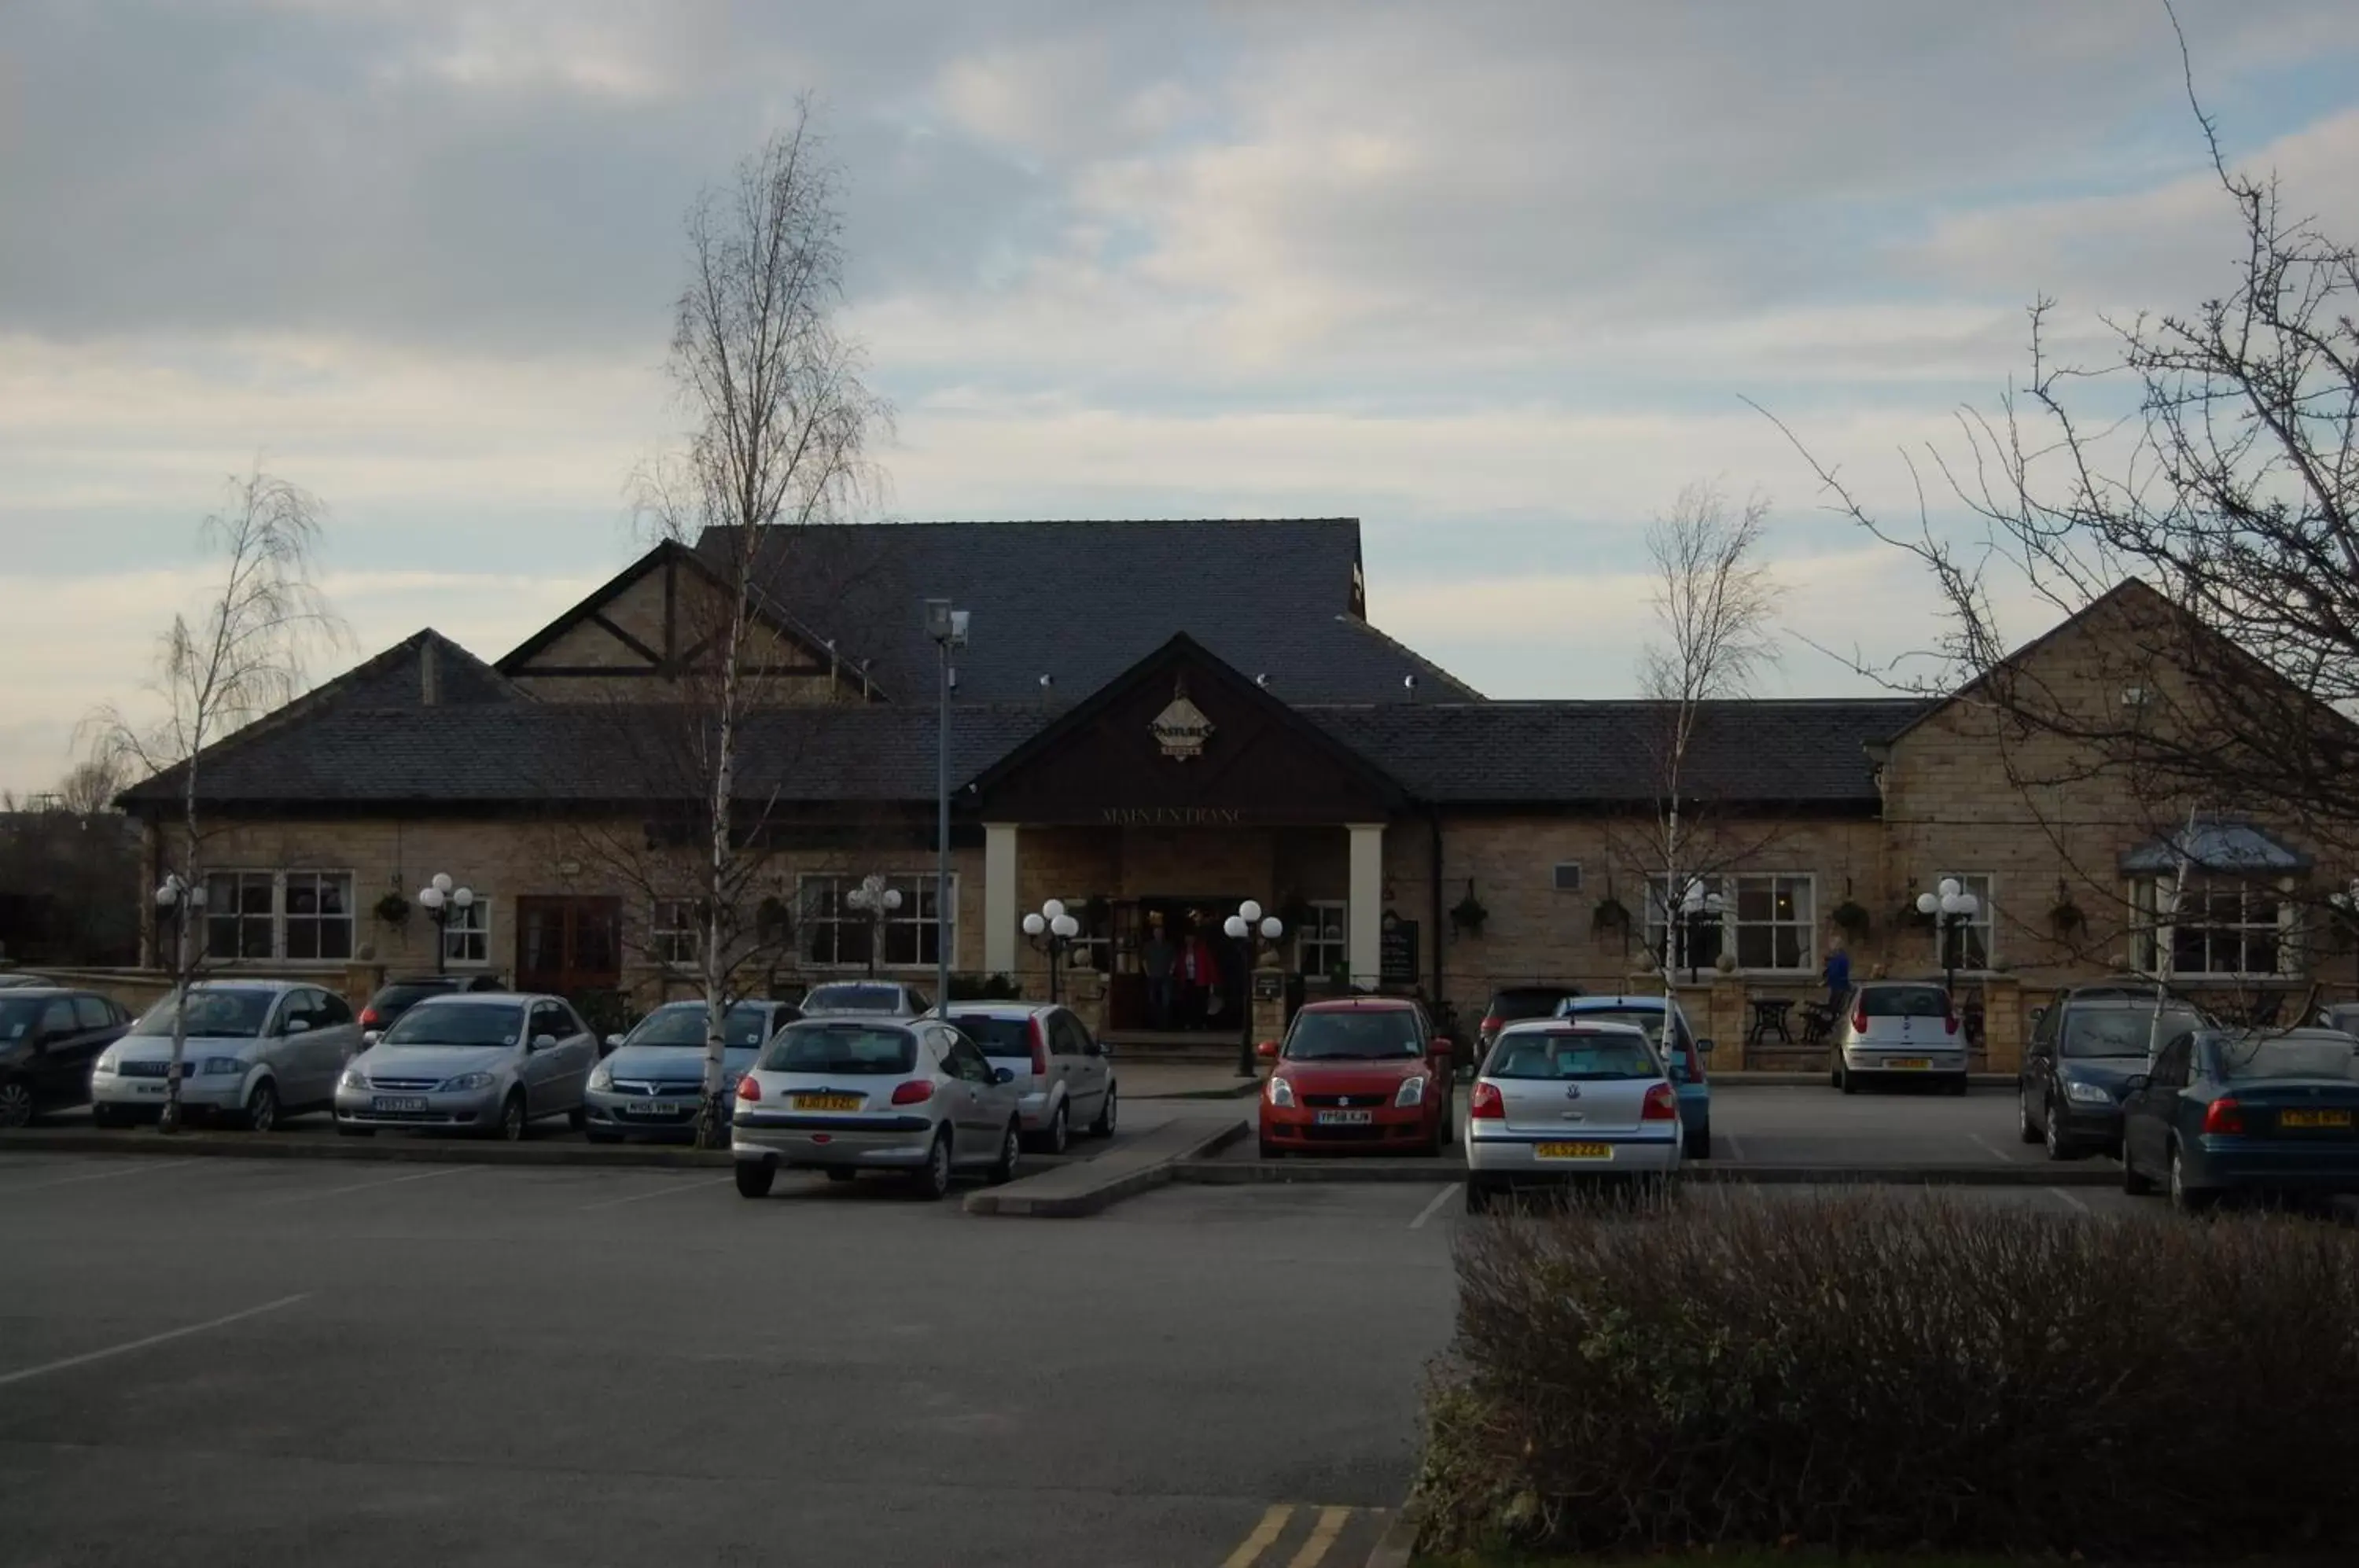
1142;915;1175;1030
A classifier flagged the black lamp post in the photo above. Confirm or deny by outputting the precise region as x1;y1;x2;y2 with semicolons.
417;873;475;977
1023;900;1081;1003
846;874;903;978
1918;877;1982;999
1224;900;1285;1077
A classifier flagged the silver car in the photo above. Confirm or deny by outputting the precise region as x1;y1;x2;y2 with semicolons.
584;999;801;1143
940;1003;1117;1152
333;993;598;1140
798;981;932;1018
731;1017;1021;1200
90;981;359;1132
1834;981;1968;1095
1463;1019;1682;1212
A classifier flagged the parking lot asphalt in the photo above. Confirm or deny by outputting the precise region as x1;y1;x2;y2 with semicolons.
0;1150;1444;1568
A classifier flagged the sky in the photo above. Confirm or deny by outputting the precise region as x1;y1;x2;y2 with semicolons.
6;0;2359;793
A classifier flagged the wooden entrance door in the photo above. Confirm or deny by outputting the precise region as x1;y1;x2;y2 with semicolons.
514;896;622;996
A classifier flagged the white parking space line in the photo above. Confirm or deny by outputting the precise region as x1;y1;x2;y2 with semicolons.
1720;1133;1745;1161
258;1166;468;1205
0;1293;309;1389
579;1176;734;1212
6;1158;201;1191
1408;1183;1459;1230
1286;1506;1352;1567
1220;1504;1292;1568
1966;1133;2016;1164
2048;1186;2092;1214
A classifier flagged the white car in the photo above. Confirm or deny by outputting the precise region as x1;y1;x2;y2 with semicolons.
1833;981;1968;1095
938;1002;1117;1152
90;981;360;1132
1463;1019;1683;1212
334;992;598;1140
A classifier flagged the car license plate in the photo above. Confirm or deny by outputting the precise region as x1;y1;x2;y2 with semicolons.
1535;1142;1614;1161
135;1084;165;1096
371;1096;429;1113
1314;1109;1373;1125
624;1101;683;1117
1886;1058;1932;1070
794;1094;863;1112
2280;1109;2353;1129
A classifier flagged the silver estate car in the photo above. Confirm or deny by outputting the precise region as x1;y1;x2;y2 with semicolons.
1463;1019;1683;1212
1834;981;1968;1095
90;981;359;1131
334;993;598;1139
798;981;932;1018
584;999;801;1143
939;1002;1117;1152
731;1017;1021;1200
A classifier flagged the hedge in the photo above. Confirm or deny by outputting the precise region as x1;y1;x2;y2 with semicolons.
1417;1188;2359;1561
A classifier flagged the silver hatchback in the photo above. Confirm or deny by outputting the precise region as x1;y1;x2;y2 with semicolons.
1464;1020;1682;1211
940;1003;1117;1152
1834;981;1968;1095
731;1018;1021;1200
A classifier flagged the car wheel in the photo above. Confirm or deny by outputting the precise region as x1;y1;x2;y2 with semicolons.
494;1092;526;1143
911;1130;954;1201
824;1169;858;1184
734;1160;775;1199
1089;1084;1117;1138
1947;1076;1970;1097
2018;1090;2041;1144
1829;1065;1841;1089
567;1106;589;1132
90;1102;130;1129
987;1121;1021;1186
2169;1144;2212;1215
2122;1143;2155;1195
337;1123;375;1139
1838;1065;1857;1095
584;1130;622;1145
2044;1098;2074;1161
241;1079;279;1134
0;1079;35;1129
1045;1102;1069;1156
1684;1126;1710;1160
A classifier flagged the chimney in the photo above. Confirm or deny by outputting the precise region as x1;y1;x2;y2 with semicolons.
420;638;440;706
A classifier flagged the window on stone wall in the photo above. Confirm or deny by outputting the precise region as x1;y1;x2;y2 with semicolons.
1297;900;1347;977
2132;876;2291;978
1644;873;1815;973
797;874;954;969
1053;896;1108;972
201;870;353;963
443;896;491;966
651;900;700;966
1929;873;1995;970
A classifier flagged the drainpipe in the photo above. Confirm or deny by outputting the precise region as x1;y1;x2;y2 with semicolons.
1428;804;1445;1021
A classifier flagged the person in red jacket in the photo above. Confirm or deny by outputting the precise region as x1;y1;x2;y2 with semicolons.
1179;918;1221;1028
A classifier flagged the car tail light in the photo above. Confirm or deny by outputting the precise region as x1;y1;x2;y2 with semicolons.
734;1076;761;1102
891;1080;934;1106
1642;1083;1679;1121
1852;1005;1868;1035
2203;1098;2246;1136
1469;1081;1504;1120
1479;1015;1502;1038
1029;1018;1050;1079
359;1007;381;1030
1945;1009;1960;1036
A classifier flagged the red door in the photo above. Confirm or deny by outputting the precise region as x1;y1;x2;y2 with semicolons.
514;897;622;996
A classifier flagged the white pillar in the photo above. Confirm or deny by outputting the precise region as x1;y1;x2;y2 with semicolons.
983;823;1019;979
1347;823;1385;992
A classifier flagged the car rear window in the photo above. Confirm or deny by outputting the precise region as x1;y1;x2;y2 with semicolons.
801;984;906;1014
763;1023;918;1075
1563;1006;1666;1045
1487;1032;1658;1080
1860;986;1948;1018
371;982;455;1012
1488;988;1575;1021
946;1015;1034;1056
2217;1035;2359;1082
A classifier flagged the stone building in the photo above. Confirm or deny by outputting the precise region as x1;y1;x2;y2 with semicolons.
116;519;2356;1069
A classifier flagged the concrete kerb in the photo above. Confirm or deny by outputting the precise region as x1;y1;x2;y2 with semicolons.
1172;1158;2125;1187
1364;1500;1425;1568
966;1118;1248;1217
1713;1070;2017;1088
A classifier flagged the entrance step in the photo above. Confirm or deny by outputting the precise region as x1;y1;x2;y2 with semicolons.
1102;1032;1253;1066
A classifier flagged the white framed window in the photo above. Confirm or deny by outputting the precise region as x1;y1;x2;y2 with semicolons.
1929;873;1996;971
1053;896;1109;972
1297;900;1347;977
444;896;491;966
2133;877;2291;979
1644;873;1816;973
201;870;354;963
797;874;955;970
651;899;701;967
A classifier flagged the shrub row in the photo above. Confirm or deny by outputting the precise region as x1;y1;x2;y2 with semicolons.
1416;1188;2359;1561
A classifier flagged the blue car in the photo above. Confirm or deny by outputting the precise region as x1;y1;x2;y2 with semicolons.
2120;1026;2359;1212
1555;994;1713;1158
583;999;801;1143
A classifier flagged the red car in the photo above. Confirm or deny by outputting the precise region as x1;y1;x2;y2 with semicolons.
1257;996;1455;1157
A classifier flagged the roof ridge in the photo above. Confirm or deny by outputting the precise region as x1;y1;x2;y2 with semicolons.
703;517;1360;531
1330;615;1487;701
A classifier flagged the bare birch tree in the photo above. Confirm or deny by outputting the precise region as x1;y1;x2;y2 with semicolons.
646;101;887;1146
86;468;343;1131
1634;482;1781;980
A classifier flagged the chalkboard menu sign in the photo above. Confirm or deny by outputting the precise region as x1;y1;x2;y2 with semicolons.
1380;919;1419;986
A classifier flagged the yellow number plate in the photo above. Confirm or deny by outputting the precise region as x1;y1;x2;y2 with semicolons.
1535;1142;1614;1161
2279;1109;2353;1129
793;1094;863;1112
1887;1058;1932;1070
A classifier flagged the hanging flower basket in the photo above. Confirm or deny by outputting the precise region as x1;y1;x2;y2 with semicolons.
1450;881;1489;937
1831;900;1872;940
374;892;411;927
2051;899;2086;937
1592;896;1632;935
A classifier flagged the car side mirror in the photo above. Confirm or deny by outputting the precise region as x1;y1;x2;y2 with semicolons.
2122;1073;2151;1095
531;1033;558;1051
993;1066;1015;1084
361;1030;381;1047
1695;1037;1715;1055
603;1033;623;1051
1256;1040;1279;1060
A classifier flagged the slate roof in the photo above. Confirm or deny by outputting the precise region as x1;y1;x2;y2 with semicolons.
1302;699;1933;804
709;519;1482;705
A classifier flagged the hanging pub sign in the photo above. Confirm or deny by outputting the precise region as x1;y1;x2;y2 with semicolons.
1150;675;1215;760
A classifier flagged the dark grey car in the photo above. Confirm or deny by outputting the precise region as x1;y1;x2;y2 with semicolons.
2019;991;2206;1159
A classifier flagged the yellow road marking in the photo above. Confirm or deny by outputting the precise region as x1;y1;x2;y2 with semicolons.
1286;1505;1352;1567
1220;1504;1294;1568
